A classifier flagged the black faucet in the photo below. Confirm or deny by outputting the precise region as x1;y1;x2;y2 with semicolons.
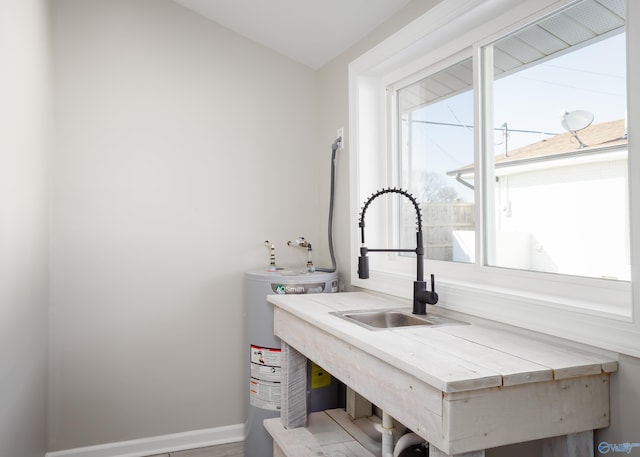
357;187;438;315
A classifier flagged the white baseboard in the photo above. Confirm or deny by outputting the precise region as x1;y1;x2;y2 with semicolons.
45;423;245;457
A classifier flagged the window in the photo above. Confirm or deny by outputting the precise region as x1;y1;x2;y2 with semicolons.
484;6;628;280
396;58;475;263
350;0;640;357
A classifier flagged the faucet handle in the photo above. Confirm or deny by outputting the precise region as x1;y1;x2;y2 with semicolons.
426;274;439;305
413;274;438;314
427;292;439;305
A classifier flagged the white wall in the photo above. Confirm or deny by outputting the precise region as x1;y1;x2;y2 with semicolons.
50;0;318;451
496;158;629;279
0;0;51;456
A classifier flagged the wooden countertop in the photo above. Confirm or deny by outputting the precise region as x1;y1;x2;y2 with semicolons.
267;291;617;394
268;291;618;454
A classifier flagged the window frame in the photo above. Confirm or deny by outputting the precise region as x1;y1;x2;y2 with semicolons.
349;0;640;357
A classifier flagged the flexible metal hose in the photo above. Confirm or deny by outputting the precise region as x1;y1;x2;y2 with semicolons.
316;138;341;273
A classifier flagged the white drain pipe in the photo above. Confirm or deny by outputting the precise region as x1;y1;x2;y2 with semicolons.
379;411;427;456
393;432;426;457
381;411;394;457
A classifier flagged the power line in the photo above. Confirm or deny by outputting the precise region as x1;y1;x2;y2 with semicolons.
513;74;625;98
407;118;559;136
540;63;625;80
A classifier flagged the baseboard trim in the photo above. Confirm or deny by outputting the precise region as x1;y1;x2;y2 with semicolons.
45;423;245;457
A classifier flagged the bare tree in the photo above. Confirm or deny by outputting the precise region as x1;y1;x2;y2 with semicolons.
414;172;460;203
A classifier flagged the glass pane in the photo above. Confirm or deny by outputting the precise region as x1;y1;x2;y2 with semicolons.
397;57;475;262
486;0;629;280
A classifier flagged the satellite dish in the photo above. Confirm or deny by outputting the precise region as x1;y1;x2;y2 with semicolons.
561;110;594;149
561;110;594;132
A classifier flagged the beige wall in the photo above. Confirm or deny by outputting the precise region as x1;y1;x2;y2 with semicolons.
0;0;51;456
49;0;319;450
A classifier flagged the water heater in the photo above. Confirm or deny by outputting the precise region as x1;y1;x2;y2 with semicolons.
244;270;339;457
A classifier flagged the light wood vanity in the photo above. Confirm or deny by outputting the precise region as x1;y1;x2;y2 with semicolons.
265;292;617;457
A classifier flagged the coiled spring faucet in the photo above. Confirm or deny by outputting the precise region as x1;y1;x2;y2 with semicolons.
357;187;438;315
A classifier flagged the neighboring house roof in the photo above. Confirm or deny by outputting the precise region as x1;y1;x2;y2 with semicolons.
448;119;627;177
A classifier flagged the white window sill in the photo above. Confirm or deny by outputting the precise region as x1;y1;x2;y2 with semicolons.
353;271;638;357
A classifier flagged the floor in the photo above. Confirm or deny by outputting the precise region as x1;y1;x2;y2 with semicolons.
146;442;244;457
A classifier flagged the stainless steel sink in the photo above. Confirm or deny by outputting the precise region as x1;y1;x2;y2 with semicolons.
330;309;467;330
